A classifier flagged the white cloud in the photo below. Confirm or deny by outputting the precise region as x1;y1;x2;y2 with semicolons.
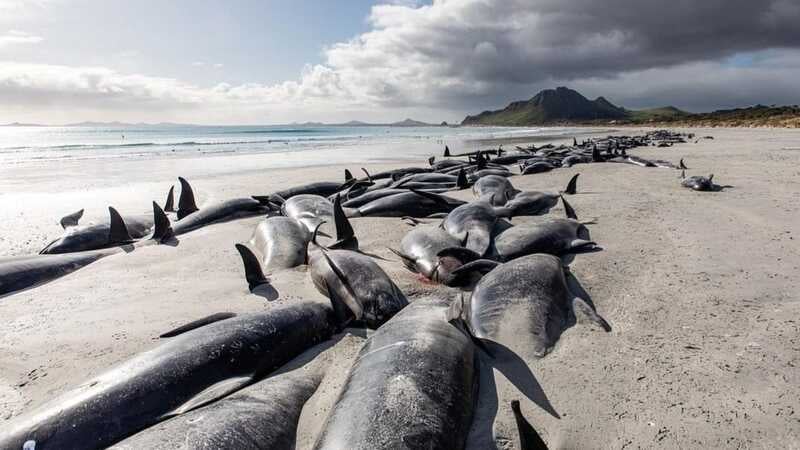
0;30;43;47
2;0;800;123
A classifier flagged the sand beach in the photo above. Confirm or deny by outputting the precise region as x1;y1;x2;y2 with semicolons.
0;127;799;448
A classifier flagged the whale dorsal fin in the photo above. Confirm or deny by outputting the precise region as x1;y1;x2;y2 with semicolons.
456;168;468;189
234;243;269;291
330;194;358;250
444;146;451;157
563;173;579;195
60;209;84;229
108;207;133;244
163;185;175;212
360;168;372;183
511;400;549;450
177;177;199;220
151;201;173;242
428;156;435;166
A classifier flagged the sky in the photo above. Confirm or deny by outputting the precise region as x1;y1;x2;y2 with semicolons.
1;0;799;125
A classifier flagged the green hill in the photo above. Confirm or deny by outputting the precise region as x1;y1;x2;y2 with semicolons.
462;87;629;125
461;87;800;127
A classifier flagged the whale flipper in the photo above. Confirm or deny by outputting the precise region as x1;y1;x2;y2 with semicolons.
167;376;254;417
60;209;84;229
436;247;482;264
321;251;363;321
234;243;269;291
511;400;549;450
177;177;199;220
108;207;133;245
159;312;237;338
451;259;500;278
561;195;577;220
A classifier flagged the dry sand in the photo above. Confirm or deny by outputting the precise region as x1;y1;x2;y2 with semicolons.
1;127;799;448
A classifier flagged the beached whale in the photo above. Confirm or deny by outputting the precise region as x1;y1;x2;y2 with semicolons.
313;299;478;450
306;196;407;328
390;224;478;286
493;174;579;217
442;200;501;257
279;193;333;232
110;341;333;450
472;174;519;205
493;197;599;261
347;190;465;218
170;177;269;235
2;204;172;298
454;254;610;358
40;207;153;254
0;301;342;449
681;171;717;191
242;216;310;273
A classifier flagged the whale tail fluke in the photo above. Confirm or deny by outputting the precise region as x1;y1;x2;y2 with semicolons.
108;207;133;245
234;243;270;291
163;185;175;212
511;400;549;450
60;208;84;229
177;177;199;220
151;201;174;242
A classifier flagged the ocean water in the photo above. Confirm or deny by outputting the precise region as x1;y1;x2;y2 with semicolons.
0;124;589;165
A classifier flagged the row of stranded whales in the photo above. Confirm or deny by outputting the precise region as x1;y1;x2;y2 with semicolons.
2;130;719;448
0;203;172;298
0;300;356;449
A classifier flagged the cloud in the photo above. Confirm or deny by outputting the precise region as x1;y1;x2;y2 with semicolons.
2;0;800;123
0;61;360;122
0;30;43;47
316;0;800;110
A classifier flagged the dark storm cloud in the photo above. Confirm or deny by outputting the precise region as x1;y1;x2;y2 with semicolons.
325;0;800;112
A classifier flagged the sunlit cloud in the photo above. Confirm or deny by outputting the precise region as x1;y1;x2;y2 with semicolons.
0;30;43;47
2;0;800;123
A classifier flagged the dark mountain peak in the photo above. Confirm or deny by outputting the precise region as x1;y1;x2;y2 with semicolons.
462;87;627;126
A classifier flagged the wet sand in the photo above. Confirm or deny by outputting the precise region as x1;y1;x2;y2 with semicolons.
1;127;798;448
